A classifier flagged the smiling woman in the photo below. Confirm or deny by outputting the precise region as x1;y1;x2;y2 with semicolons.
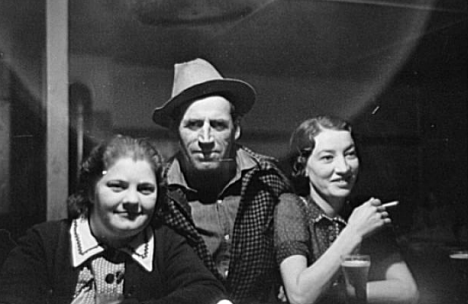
274;116;419;304
0;135;227;304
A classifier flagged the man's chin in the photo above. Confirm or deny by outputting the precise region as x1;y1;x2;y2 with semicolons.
193;161;222;171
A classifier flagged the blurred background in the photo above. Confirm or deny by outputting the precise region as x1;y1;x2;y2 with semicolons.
0;0;466;302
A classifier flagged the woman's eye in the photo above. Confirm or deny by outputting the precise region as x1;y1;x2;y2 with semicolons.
107;181;126;191
346;150;357;158
321;155;333;162
138;184;156;195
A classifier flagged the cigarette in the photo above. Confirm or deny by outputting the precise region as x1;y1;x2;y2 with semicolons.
382;201;399;208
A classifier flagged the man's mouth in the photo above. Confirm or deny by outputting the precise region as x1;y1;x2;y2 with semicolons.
115;211;142;218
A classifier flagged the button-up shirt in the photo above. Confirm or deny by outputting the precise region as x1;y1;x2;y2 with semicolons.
275;193;401;304
275;194;349;266
160;145;292;303
166;149;256;278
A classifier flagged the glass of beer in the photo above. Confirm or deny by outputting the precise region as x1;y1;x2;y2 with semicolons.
449;249;468;302
449;250;468;279
341;254;371;304
95;293;124;304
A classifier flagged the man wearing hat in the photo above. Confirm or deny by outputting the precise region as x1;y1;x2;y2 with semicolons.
153;58;291;304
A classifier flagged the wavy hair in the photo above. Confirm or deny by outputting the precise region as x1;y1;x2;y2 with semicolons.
67;135;165;219
289;115;353;195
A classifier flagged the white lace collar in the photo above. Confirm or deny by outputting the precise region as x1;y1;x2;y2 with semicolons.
70;217;154;272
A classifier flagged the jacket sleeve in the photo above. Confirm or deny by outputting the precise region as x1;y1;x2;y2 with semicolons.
0;224;51;304
145;225;227;304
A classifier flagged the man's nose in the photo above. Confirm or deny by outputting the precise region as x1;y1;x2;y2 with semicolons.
198;122;214;144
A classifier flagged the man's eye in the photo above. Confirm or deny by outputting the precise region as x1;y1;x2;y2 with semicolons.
185;121;203;129
211;121;228;130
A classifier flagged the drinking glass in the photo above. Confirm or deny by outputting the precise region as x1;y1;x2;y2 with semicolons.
341;254;371;304
94;293;124;304
449;249;468;303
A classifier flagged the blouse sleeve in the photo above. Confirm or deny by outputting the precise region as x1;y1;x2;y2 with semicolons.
274;193;311;265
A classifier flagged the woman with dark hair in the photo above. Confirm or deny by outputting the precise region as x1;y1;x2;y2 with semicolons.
275;116;418;304
0;135;226;304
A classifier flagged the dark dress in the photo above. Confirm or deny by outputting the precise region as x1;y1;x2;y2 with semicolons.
0;219;226;304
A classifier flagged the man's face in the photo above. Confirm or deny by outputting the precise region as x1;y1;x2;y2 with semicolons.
178;96;240;173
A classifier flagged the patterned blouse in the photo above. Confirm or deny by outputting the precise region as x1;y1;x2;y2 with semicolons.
274;193;401;303
70;217;153;303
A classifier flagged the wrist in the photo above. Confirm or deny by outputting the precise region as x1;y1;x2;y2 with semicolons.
340;226;363;249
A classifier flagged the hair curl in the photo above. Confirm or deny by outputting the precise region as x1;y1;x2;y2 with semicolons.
67;135;165;219
289;115;353;195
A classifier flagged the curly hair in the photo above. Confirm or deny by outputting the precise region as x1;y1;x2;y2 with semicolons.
289;115;353;195
67;135;165;219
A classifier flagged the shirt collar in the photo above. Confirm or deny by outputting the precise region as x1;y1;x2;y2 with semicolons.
70;217;154;272
167;147;257;189
304;196;348;226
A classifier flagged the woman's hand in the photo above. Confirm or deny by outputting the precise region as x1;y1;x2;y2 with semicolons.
346;198;390;240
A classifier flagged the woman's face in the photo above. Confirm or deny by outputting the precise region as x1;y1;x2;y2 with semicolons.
90;157;157;244
305;129;359;203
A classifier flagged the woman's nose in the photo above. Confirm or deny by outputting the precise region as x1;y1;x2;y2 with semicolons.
334;156;350;173
123;188;139;204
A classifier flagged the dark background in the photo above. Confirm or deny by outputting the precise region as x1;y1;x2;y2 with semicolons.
0;1;467;302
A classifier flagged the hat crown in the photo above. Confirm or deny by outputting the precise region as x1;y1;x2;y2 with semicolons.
172;58;224;98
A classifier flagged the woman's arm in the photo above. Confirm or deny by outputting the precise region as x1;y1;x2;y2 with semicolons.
276;196;388;304
280;226;362;304
367;258;419;304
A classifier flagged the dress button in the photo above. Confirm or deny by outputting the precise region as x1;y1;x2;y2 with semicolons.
105;273;115;284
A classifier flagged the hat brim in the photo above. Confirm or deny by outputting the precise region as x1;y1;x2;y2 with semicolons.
152;79;255;129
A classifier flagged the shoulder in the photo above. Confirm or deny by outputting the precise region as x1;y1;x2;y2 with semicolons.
278;193;307;208
152;223;186;244
279;192;302;203
7;220;70;264
240;145;279;168
31;219;69;232
276;193;307;216
240;146;292;188
24;220;70;241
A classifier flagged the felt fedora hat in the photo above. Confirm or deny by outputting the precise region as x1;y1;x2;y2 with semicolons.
152;58;256;128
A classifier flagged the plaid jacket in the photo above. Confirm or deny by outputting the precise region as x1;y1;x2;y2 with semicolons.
157;146;291;304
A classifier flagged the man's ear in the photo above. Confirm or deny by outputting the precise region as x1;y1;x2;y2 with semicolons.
234;125;241;140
